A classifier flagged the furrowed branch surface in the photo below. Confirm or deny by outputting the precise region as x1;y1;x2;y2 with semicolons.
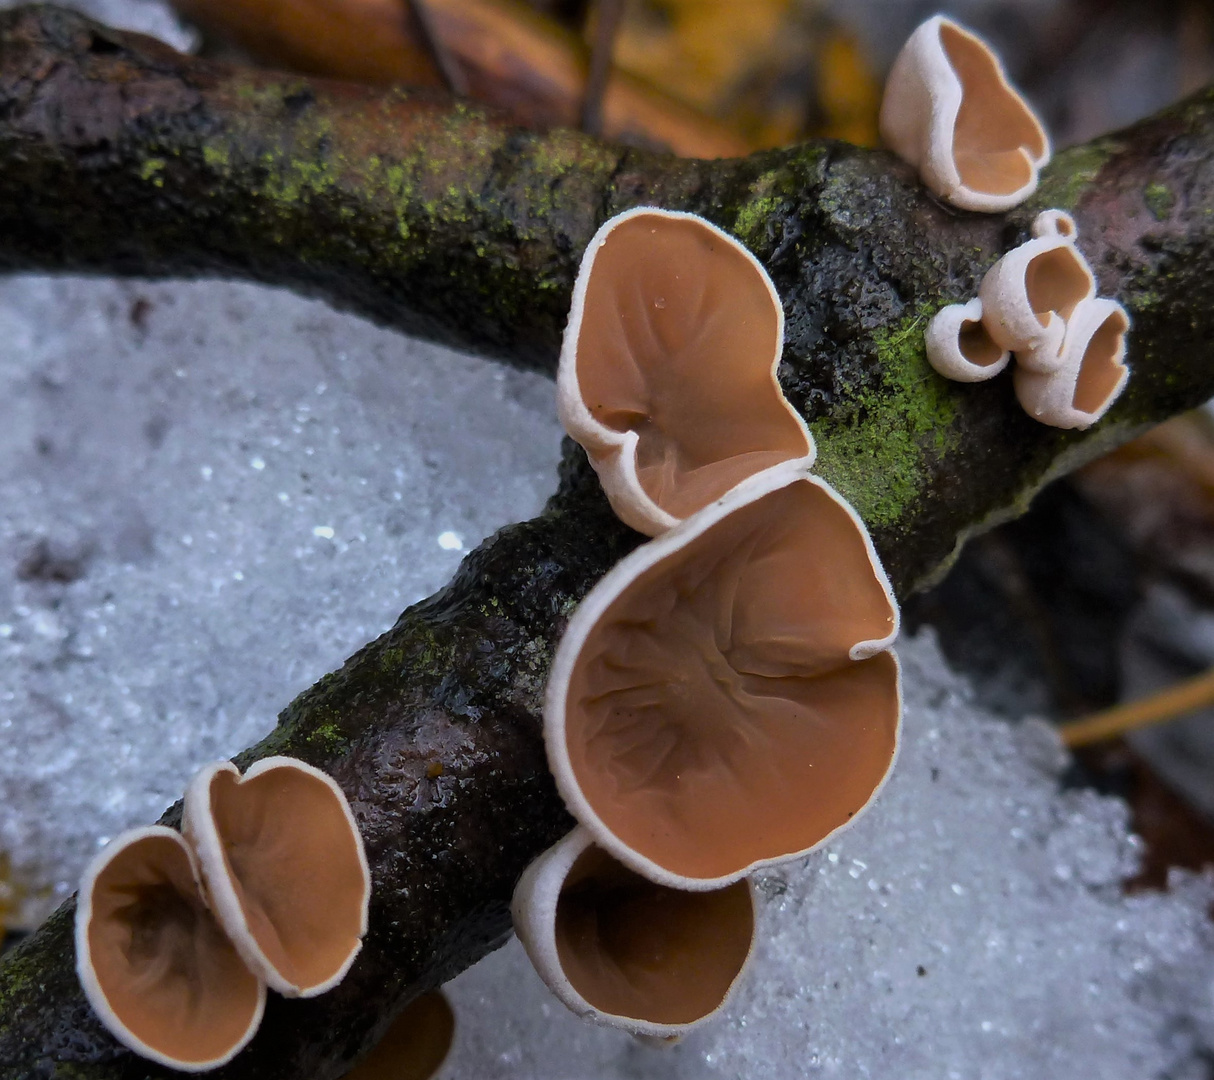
1;5;1213;1077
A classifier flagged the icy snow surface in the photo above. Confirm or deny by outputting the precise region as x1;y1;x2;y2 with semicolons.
0;273;1211;1080
0;276;561;923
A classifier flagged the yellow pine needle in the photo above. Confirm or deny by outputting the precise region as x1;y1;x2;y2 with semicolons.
1060;667;1214;747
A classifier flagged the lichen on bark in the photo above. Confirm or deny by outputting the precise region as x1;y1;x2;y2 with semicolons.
1;6;1213;1077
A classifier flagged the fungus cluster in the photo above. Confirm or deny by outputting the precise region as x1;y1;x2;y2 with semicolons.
515;208;902;1037
883;18;1131;429
925;211;1130;429
76;756;369;1071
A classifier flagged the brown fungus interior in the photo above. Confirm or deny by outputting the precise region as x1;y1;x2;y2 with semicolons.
941;22;1046;196
958;316;1004;367
554;845;753;1026
1072;308;1129;414
208;765;366;991
345;991;455;1080
565;479;899;882
575;213;810;520
1024;245;1092;331
86;833;262;1065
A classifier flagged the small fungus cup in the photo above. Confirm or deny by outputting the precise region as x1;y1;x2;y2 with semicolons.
1013;296;1131;429
558;207;814;536
545;459;901;890
183;756;371;998
925;296;1010;382
512;827;756;1037
880;15;1050;212
345;990;455;1080
75;826;266;1071
978;210;1095;371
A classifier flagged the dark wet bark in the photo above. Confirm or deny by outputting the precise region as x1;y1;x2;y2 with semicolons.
1;5;1213;1076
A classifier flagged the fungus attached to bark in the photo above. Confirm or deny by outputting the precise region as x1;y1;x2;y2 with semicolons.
512;827;756;1036
545;460;901;890
345;990;455;1080
925;296;1010;381
75;826;265;1072
880;15;1050;212
1013;297;1131;429
557;207;814;536
183;756;371;998
978;210;1095;370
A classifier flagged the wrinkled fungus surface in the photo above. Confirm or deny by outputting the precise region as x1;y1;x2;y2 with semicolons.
556;473;899;884
81;830;263;1067
555;845;754;1026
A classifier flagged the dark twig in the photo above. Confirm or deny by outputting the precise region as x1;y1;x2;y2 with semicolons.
406;0;469;96
581;0;624;136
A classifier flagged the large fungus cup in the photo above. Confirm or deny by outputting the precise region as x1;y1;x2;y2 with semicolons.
75;826;266;1071
545;460;901;890
557;207;814;536
880;15;1050;212
977;210;1095;370
1013;296;1131;429
511;827;756;1037
183;756;371;998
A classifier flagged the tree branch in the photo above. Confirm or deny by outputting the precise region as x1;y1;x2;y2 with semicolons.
0;5;1212;1076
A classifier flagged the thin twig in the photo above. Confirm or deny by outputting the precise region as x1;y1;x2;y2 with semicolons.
1060;667;1214;747
581;0;624;136
406;0;469;97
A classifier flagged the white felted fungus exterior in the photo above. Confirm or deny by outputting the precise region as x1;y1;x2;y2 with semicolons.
1013;296;1131;429
183;756;371;998
511;827;757;1038
978;210;1095;371
880;15;1050;213
925;296;1011;382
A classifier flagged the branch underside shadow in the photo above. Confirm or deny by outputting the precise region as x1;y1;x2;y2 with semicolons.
1;5;1213;1076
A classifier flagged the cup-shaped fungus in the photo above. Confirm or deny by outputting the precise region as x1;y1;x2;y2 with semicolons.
183;756;371;998
345;991;455;1080
75;826;266;1071
557;207;814;536
546;460;901;890
512;827;756;1037
880;15;1050;212
1013;296;1130;429
926;296;1010;382
978;210;1095;370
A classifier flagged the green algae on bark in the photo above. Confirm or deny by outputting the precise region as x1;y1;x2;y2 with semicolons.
2;6;1214;1078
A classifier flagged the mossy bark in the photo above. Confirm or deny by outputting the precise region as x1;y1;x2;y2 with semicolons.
1;5;1213;1076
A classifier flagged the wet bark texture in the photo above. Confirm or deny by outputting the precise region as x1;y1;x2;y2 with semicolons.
0;5;1213;1077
